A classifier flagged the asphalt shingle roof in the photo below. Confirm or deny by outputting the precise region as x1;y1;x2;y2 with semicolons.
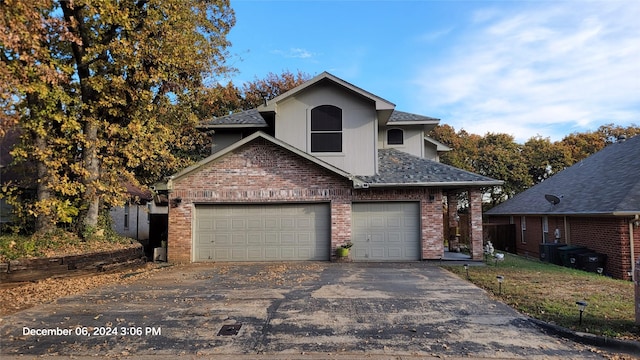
486;135;640;215
201;109;438;127
200;109;266;127
357;149;501;186
388;110;440;123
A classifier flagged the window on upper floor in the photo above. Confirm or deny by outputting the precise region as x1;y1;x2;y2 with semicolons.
387;128;404;145
311;105;342;152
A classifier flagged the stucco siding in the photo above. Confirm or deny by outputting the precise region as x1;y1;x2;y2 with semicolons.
378;126;425;159
274;81;377;176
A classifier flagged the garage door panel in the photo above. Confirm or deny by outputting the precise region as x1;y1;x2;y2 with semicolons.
352;202;420;261
195;204;329;261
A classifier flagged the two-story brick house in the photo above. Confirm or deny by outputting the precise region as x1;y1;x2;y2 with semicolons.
164;72;502;263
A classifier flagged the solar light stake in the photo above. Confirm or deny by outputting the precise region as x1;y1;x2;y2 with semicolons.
496;275;504;295
464;263;469;279
576;301;587;325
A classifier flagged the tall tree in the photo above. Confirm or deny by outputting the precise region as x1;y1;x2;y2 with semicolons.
521;136;572;184
196;70;311;119
0;0;80;232
1;0;235;235
240;70;311;109
475;133;531;204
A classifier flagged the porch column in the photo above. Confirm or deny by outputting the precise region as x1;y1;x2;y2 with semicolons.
447;192;460;252
468;188;484;260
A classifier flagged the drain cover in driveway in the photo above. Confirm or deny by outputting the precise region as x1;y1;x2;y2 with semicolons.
217;324;242;336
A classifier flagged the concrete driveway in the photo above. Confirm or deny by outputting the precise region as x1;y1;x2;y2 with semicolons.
1;262;607;359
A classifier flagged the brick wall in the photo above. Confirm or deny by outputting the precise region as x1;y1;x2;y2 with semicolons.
167;138;476;263
570;217;631;280
488;214;634;280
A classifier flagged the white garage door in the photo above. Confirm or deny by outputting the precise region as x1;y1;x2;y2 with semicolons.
194;204;330;261
352;202;420;261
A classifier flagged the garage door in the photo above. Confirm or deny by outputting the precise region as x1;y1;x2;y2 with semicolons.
352;202;420;261
194;204;330;261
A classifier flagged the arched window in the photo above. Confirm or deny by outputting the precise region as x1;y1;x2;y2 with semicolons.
311;105;342;152
387;128;404;145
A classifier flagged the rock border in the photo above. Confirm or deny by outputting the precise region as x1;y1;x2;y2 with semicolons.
0;244;146;283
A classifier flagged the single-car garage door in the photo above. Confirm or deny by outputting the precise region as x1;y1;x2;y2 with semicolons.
194;204;330;261
352;202;420;261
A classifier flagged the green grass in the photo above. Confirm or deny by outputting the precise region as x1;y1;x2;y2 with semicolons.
442;253;640;341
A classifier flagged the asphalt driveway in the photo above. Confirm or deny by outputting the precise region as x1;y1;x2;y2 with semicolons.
1;262;607;359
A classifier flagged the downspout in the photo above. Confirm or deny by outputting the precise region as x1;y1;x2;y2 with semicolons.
136;205;140;241
631;215;638;280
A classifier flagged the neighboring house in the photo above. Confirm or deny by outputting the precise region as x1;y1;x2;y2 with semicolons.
162;72;502;263
486;135;640;280
109;182;153;243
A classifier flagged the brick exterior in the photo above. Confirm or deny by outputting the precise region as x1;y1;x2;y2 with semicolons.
468;189;484;260
487;214;636;280
167;138;484;263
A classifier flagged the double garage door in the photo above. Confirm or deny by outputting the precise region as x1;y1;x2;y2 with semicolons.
193;202;420;262
194;204;330;261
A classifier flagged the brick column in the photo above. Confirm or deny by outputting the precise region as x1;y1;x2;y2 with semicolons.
468;188;484;260
167;197;192;263
331;198;351;259
421;192;444;259
447;192;460;252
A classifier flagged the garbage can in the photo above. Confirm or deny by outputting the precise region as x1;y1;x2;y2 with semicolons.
539;243;564;265
568;251;591;268
577;252;607;273
557;245;589;268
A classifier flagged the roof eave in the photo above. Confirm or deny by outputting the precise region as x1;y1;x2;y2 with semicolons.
387;120;440;126
196;124;268;129
489;210;639;216
363;180;503;188
258;71;396;112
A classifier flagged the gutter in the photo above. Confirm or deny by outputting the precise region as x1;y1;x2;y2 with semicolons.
360;181;503;188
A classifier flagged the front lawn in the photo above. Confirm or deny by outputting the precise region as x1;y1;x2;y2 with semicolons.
442;253;639;341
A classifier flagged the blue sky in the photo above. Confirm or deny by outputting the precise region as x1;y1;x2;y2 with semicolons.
224;0;640;142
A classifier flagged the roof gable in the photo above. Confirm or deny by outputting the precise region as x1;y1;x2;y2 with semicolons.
259;71;395;113
487;136;640;216
171;131;356;184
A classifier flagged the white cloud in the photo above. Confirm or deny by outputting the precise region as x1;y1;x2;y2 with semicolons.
414;1;640;142
271;47;314;59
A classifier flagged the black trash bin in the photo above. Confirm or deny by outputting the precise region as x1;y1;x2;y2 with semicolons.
578;252;607;273
539;243;564;265
568;250;592;268
558;245;589;268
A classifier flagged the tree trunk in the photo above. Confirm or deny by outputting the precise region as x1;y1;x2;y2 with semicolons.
82;120;100;233
61;2;101;236
34;133;54;233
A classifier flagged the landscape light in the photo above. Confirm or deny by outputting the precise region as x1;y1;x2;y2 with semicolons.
464;263;469;279
496;275;504;295
576;300;588;325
